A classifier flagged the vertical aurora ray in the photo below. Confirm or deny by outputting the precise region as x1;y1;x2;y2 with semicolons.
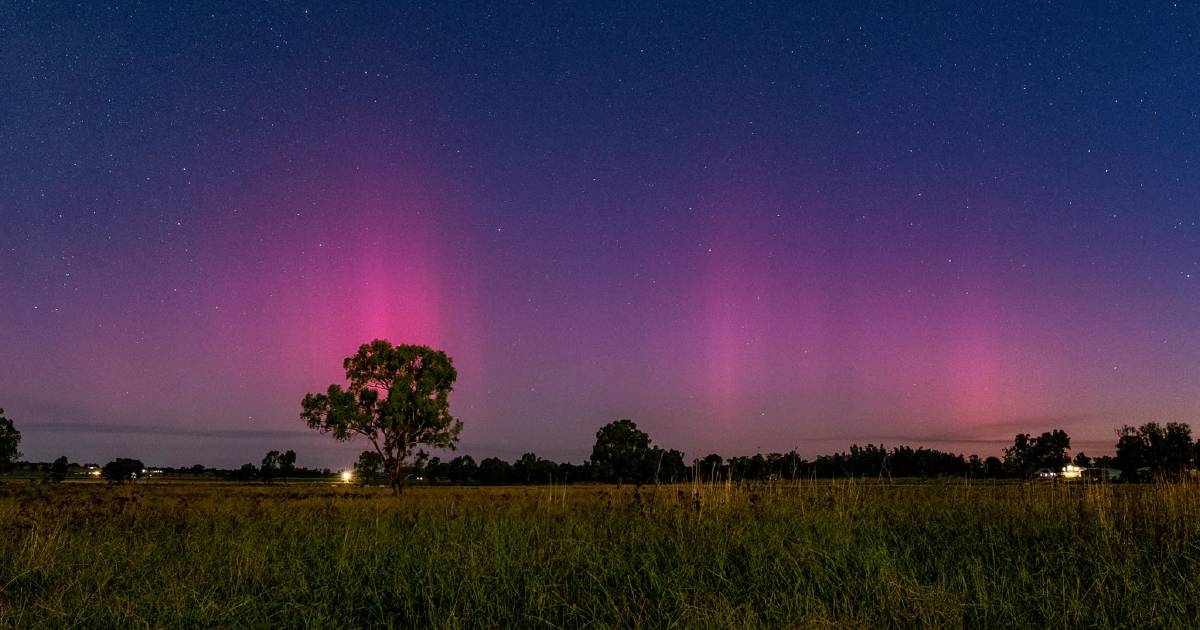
2;2;1198;466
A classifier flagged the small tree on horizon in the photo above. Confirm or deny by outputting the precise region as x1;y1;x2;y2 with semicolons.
301;340;462;494
1003;430;1071;477
983;456;1003;477
261;450;281;484
101;458;144;482
0;408;22;471
698;453;724;482
1115;422;1193;481
477;457;513;485
49;456;70;482
590;419;658;484
354;450;385;485
280;450;297;483
447;455;478;484
232;463;258;482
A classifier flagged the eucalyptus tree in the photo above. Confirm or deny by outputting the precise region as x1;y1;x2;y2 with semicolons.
302;340;461;494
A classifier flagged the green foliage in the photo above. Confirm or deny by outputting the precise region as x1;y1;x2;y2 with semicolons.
0;408;21;470
101;458;145;482
354;451;384;485
302;340;461;493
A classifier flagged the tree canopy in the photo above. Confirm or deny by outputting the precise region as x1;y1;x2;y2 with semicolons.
261;450;282;483
1003;430;1071;477
354;450;385;485
102;458;145;482
590;419;652;483
302;340;461;493
0;408;21;471
588;419;687;483
280;450;297;482
50;456;70;482
1115;422;1194;480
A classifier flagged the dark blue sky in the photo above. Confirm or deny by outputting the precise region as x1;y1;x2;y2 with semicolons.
2;2;1198;467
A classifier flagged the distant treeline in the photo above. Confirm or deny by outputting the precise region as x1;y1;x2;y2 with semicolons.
7;420;1199;485
349;420;1199;485
6;460;338;481
390;443;1084;485
375;445;988;485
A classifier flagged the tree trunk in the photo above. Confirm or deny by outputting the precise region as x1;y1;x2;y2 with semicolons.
390;456;406;495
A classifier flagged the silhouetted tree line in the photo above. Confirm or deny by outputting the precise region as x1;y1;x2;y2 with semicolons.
3;344;1199;487
5;407;1200;484
1113;422;1196;481
0;408;20;471
397;442;985;484
226;451;330;482
363;420;1200;485
358;422;1033;485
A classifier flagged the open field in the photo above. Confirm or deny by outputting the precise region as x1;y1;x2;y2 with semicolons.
3;480;1200;629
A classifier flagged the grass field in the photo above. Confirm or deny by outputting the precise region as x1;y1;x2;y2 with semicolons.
2;479;1199;628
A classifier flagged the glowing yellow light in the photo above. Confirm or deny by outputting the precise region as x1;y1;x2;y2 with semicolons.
340;470;353;483
1061;464;1083;479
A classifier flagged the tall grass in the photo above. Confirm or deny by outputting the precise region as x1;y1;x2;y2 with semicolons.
1;480;1198;628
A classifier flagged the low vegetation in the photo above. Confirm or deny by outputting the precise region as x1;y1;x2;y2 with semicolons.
2;480;1199;628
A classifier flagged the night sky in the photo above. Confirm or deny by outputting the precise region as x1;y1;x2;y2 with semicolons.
2;2;1198;468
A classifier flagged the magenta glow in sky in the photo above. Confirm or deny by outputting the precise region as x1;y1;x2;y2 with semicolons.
2;3;1198;467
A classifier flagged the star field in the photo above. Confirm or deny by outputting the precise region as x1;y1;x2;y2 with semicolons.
1;2;1198;466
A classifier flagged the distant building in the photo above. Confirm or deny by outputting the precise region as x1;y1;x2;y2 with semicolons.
1060;464;1084;480
1040;465;1121;481
1087;467;1121;482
